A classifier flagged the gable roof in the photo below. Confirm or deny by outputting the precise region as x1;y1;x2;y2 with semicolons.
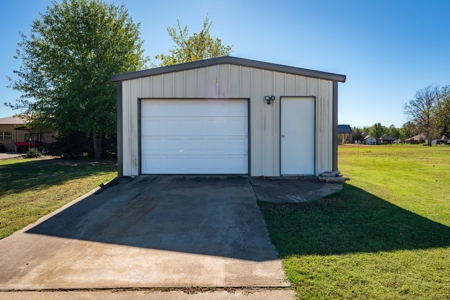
0;116;24;125
406;133;426;141
338;124;352;133
111;56;347;83
380;135;395;141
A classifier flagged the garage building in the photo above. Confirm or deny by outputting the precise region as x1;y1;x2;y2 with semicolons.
112;56;346;177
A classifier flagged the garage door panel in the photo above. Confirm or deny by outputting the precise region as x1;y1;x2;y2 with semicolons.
185;138;204;153
142;138;163;153
228;157;247;170
164;138;185;153
227;101;248;116
142;101;164;116
228;138;248;153
185;120;204;133
141;99;248;174
228;119;247;133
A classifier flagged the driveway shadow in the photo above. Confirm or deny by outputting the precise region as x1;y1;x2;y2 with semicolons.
258;184;450;256
26;176;279;262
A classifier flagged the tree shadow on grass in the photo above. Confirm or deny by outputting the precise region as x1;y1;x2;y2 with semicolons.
0;158;116;198
258;183;450;257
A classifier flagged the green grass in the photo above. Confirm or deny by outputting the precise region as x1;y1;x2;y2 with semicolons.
0;157;117;239
259;144;450;299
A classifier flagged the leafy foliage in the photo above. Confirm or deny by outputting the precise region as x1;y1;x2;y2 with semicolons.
369;122;385;144
154;15;233;67
25;148;42;158
403;85;443;145
45;130;92;158
6;0;149;159
436;85;450;133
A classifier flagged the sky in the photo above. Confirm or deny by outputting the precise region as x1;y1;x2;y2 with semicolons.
1;0;449;128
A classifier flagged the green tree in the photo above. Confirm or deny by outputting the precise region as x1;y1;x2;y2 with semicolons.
6;0;149;159
154;15;233;67
387;124;400;139
352;126;364;141
436;85;450;134
370;123;385;144
399;121;417;140
403;85;440;146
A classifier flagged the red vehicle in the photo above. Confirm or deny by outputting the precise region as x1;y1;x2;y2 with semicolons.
15;140;45;153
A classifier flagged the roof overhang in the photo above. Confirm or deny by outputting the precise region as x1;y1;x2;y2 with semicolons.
111;56;346;83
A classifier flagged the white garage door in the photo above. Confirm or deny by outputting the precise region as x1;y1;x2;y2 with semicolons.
141;99;248;174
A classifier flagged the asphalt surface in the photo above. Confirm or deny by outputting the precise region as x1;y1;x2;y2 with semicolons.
0;176;289;290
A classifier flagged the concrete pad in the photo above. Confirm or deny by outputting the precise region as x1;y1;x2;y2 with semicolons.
0;153;22;160
0;176;288;290
250;177;342;203
0;289;295;300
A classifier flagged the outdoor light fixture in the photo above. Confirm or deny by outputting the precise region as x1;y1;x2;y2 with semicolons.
264;96;275;104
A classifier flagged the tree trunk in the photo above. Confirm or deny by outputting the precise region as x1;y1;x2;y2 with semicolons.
92;130;102;160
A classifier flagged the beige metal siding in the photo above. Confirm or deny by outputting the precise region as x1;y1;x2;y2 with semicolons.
121;64;334;176
0;125;22;151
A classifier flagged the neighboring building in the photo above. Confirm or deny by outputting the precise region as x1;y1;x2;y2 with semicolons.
380;135;395;144
439;133;450;144
338;124;353;144
364;135;376;145
0;116;57;152
112;56;346;177
405;133;426;144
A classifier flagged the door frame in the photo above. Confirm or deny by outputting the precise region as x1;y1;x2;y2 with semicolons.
279;96;317;176
139;98;250;175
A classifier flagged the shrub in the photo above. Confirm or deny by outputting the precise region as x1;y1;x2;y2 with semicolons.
25;148;42;158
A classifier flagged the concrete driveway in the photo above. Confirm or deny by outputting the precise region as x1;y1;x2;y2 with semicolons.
0;176;288;290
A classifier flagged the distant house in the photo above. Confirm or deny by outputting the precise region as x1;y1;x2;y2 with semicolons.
338;124;353;144
405;133;426;144
405;133;440;145
380;135;395;144
0;116;56;152
439;133;450;144
364;135;376;145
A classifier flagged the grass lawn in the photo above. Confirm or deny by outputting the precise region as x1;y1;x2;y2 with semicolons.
259;144;450;299
0;157;117;239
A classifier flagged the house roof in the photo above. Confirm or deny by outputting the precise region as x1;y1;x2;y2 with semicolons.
111;56;347;83
338;124;352;134
0;116;24;125
380;135;395;141
364;135;375;140
406;133;426;141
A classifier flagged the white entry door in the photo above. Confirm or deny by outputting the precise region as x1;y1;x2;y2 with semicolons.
141;99;248;174
281;97;315;175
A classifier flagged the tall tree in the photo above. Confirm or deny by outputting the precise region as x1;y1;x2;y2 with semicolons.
403;85;440;146
154;15;233;67
352;126;364;141
387;124;400;139
399;121;417;140
369;123;385;144
6;0;149;159
436;85;450;134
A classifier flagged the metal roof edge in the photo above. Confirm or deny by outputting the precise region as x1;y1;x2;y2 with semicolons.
111;56;346;83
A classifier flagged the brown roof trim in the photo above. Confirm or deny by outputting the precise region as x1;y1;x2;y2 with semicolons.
111;56;346;83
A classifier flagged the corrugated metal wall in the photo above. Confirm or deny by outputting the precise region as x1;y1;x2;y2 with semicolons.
121;64;333;177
